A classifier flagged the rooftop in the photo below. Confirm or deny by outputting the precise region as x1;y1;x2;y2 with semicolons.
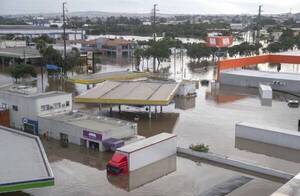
0;47;41;59
75;80;180;106
221;69;300;82
0;84;69;99
0;126;54;193
68;70;150;84
41;111;136;134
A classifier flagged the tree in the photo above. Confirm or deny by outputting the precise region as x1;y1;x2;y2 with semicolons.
266;42;282;53
10;64;37;83
134;48;144;71
186;43;211;62
40;46;63;68
65;48;82;72
148;39;172;71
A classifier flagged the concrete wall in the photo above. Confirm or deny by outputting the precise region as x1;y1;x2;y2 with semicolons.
36;94;72;117
38;117;82;145
271;172;300;196
0;92;72;130
38;116;137;152
236;122;300;150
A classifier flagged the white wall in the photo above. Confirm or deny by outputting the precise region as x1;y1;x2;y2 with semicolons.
236;122;300;150
0;92;72;130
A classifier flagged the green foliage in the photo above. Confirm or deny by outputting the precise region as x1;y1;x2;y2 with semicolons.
10;64;37;82
0;16;26;25
265;28;297;53
65;48;82;71
40;46;63;68
189;144;209;153
32;35;55;44
87;22;228;39
266;42;282;53
228;42;262;57
186;43;211;61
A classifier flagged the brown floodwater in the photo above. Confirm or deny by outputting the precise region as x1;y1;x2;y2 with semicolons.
5;139;282;196
1;55;300;195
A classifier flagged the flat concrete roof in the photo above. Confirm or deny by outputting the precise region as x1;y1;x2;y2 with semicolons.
0;47;41;59
276;50;300;56
221;69;300;82
0;126;54;193
68;71;150;84
0;84;70;99
271;172;300;196
75;80;180;106
40;111;136;134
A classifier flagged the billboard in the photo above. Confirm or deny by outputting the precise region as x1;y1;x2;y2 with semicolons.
207;36;233;48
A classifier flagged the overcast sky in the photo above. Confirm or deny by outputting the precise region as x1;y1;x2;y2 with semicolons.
1;0;300;15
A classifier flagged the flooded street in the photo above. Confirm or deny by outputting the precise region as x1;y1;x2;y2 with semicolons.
2;52;300;195
5;139;282;196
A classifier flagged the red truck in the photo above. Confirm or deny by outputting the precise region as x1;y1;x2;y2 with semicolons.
107;133;176;175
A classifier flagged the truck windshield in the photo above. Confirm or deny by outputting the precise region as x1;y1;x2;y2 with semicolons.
107;164;121;175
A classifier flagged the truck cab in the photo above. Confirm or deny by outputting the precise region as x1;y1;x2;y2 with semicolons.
107;153;128;175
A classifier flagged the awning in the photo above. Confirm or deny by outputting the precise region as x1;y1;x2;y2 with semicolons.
46;64;62;71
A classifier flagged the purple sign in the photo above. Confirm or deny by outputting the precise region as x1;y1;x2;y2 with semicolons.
83;130;102;141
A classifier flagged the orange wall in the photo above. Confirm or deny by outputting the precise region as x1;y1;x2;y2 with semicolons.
217;54;300;80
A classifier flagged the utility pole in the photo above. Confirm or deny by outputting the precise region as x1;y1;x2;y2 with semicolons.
153;4;157;41
152;4;158;71
256;5;262;45
62;2;67;74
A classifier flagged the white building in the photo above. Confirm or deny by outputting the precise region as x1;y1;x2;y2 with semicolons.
230;23;245;31
0;40;26;48
38;111;139;152
0;85;72;134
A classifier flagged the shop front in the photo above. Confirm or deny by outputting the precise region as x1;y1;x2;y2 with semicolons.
22;118;38;135
82;130;102;151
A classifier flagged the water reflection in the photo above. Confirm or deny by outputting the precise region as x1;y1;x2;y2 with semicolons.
174;96;196;110
103;111;180;138
42;138;112;171
107;155;176;192
235;137;300;164
260;98;272;107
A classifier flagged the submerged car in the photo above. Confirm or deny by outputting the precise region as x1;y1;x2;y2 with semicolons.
288;100;299;108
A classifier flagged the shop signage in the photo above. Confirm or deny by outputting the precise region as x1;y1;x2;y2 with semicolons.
83;130;102;141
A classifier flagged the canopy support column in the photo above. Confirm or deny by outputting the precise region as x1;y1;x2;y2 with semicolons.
148;105;152;119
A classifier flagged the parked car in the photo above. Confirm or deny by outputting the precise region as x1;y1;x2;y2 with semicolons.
288;100;299;108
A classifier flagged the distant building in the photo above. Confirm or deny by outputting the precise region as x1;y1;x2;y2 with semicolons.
0;25;85;41
230;23;245;31
81;37;137;57
0;40;26;48
206;35;234;48
0;85;72;134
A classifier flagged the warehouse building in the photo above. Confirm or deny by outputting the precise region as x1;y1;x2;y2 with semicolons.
38;111;139;152
220;69;300;92
0;85;72;134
